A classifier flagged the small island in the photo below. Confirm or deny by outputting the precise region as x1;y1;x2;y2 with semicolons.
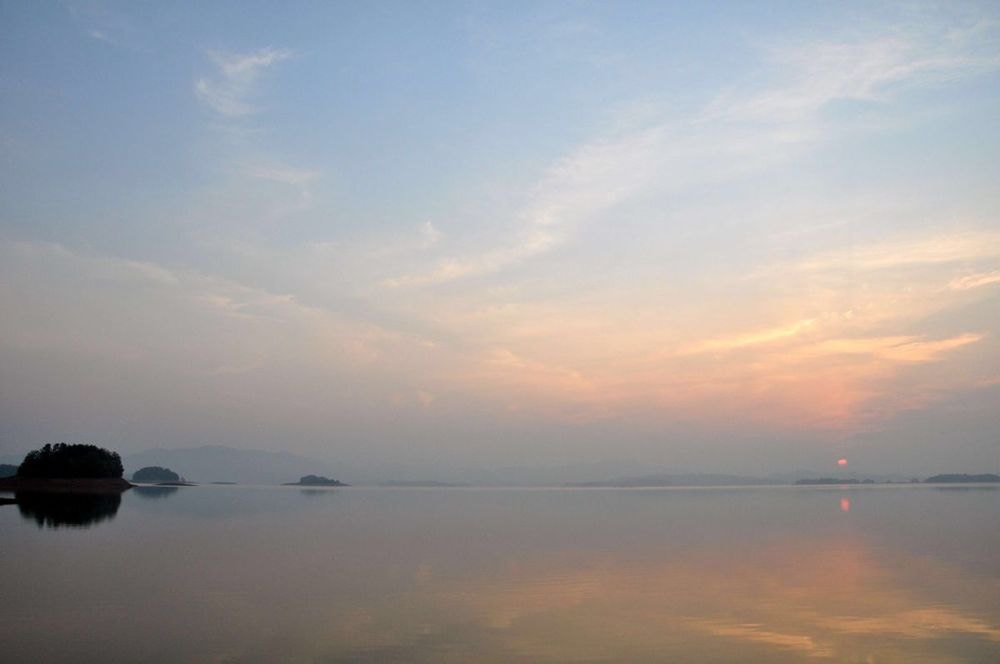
0;443;132;492
283;474;348;487
132;466;181;483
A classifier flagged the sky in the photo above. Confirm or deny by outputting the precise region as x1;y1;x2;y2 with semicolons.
1;1;999;478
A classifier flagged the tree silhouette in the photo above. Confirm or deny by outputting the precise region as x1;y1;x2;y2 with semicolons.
17;443;124;479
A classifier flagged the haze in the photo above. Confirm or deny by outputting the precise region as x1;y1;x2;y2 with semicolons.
2;1;999;480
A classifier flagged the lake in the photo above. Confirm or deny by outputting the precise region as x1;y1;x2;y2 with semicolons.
1;484;998;662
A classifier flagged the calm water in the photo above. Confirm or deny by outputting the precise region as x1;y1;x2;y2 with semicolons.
1;484;998;663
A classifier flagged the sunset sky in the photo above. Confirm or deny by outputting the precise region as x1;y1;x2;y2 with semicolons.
2;1;999;477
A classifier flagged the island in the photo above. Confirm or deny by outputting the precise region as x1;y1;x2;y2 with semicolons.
0;443;131;528
924;473;1000;484
0;463;17;478
132;465;181;483
283;474;348;487
0;443;132;492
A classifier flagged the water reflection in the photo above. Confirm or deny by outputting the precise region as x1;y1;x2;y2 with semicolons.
15;490;124;529
133;485;180;500
299;487;340;497
0;487;997;662
310;533;1000;662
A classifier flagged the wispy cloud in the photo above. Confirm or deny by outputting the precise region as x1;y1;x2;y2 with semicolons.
682;318;819;355
66;2;136;47
195;48;292;118
712;36;989;125
386;22;999;290
245;164;320;187
793;231;1000;274
0;241;415;381
950;270;1000;291
385;126;663;287
790;333;984;365
188;47;325;231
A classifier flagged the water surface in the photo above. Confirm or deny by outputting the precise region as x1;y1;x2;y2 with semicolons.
1;485;998;662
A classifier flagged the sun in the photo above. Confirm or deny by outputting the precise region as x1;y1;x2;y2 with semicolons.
837;458;848;467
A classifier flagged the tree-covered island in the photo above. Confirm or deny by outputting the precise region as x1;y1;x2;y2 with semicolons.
132;466;181;483
283;475;348;486
0;443;132;492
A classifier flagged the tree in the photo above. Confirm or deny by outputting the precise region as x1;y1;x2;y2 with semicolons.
17;443;124;479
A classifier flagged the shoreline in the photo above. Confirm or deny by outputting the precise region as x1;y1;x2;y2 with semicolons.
0;477;134;494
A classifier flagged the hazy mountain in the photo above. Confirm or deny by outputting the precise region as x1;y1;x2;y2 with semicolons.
0;452;24;467
568;471;921;487
566;473;775;488
765;470;915;484
124;445;339;485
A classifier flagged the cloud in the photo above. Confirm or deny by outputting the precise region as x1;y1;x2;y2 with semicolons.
793;231;1000;274
245;164;320;187
693;621;831;657
0;241;409;378
683;318;819;355
385;126;663;288
950;270;1000;291
710;15;1000;127
796;333;984;364
87;29;112;43
386;22;999;290
66;2;136;47
419;222;444;250
194;48;292;118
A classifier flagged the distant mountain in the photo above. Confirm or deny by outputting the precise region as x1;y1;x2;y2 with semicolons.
795;478;863;485
447;460;674;486
379;480;470;488
924;473;1000;483
566;473;775;488
766;470;913;484
123;445;339;485
0;452;25;467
